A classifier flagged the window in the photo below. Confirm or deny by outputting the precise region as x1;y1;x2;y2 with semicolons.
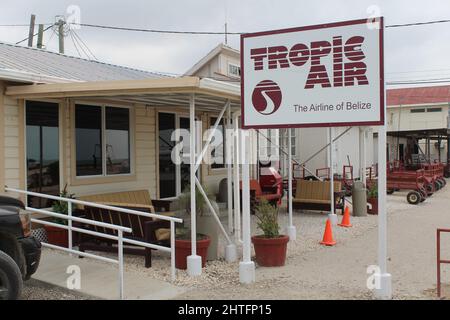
26;101;60;208
75;104;131;177
228;63;241;77
210;117;225;169
410;108;425;113
427;107;442;112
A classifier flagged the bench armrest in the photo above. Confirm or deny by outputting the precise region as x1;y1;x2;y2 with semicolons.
144;220;171;243
151;199;172;212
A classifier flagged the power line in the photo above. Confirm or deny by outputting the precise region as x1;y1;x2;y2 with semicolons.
71;29;98;60
385;19;450;28
15;25;52;45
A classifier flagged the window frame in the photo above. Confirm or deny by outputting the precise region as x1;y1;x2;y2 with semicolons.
209;116;226;170
72;101;135;181
228;62;241;78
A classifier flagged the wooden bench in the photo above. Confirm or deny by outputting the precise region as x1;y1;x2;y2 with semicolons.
292;179;345;212
240;179;282;214
76;190;174;268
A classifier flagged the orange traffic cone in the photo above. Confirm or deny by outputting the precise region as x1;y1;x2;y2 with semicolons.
320;219;336;246
338;206;352;228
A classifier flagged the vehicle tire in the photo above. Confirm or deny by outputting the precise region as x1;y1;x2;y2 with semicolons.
426;184;434;195
435;181;442;191
387;189;395;194
0;250;23;300
407;191;421;205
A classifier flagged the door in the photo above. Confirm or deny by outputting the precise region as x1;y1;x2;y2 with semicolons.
26;101;60;208
158;113;200;199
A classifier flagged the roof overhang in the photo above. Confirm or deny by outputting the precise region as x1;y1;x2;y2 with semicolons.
5;76;241;111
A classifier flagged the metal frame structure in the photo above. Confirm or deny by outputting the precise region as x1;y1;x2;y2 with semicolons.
437;228;450;298
5;186;182;299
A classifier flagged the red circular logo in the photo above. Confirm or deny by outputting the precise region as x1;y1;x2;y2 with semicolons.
251;80;282;115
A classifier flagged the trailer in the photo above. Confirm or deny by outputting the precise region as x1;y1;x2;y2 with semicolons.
387;168;428;205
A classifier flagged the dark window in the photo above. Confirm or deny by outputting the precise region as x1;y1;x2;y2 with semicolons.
106;107;130;175
410;108;425;113
427;107;442;112
159;113;176;198
26;101;60;208
75;104;102;176
179;117;190;193
210;117;225;169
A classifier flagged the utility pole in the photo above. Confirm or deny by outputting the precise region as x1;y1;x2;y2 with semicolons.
57;18;65;54
37;24;44;49
27;14;36;47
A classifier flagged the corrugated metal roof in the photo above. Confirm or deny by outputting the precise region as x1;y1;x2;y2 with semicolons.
0;42;167;83
387;85;450;106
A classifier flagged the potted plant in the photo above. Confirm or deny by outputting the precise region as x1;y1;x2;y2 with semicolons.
367;182;378;215
251;199;289;267
173;186;212;270
44;185;75;248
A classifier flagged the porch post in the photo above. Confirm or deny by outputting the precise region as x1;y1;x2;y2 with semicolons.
187;93;202;276
233;112;241;242
328;127;337;225
287;129;296;240
359;127;367;186
239;129;255;284
227;103;233;234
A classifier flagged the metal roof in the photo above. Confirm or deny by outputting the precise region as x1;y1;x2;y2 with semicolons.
0;42;167;83
387;85;450;106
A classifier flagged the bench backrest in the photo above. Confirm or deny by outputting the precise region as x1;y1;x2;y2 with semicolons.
78;190;153;210
83;203;152;239
295;179;342;200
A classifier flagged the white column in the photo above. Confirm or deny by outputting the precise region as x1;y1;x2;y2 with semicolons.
239;130;255;284
233;113;241;242
374;123;392;298
287;129;296;240
359;127;367;186
187;94;201;276
328;127;338;225
226;104;233;234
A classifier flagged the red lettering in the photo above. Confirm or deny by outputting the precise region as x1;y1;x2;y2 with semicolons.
268;46;289;69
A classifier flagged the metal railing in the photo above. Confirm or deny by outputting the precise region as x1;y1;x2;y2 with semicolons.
5;187;183;300
437;228;450;298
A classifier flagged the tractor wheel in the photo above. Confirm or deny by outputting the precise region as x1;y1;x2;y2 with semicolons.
435;181;442;191
407;191;421;205
426;184;434;195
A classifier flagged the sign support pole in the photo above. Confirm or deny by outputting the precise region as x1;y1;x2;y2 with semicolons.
239;130;255;284
328;127;338;225
287;129;296;240
187;93;201;276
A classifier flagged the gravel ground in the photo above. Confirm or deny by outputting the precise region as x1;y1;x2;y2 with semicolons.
21;278;93;300
28;182;450;300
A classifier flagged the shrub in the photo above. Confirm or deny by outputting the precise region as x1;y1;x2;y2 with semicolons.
255;199;280;238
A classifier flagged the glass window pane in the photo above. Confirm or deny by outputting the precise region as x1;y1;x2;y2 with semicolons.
159;113;176;198
106;107;130;175
26;101;60;208
75;104;102;176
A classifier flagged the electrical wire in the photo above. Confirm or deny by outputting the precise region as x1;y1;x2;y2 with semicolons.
15;25;52;45
71;29;98;60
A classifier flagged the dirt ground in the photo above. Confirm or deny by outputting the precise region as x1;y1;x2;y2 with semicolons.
42;181;450;300
171;183;450;300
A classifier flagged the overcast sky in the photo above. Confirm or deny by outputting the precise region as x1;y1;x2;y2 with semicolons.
0;0;449;83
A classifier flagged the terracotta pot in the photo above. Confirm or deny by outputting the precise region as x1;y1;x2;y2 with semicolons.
44;225;69;248
367;197;378;215
252;235;289;267
175;235;211;270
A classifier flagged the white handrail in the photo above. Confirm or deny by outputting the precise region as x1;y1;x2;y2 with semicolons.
4;186;182;299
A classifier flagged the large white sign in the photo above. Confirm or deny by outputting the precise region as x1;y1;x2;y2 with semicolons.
241;18;384;129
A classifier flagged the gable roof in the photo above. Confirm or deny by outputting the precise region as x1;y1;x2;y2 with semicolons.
184;43;239;76
0;42;167;84
387;85;450;106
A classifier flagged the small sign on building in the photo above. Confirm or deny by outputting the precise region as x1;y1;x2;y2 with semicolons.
241;18;384;129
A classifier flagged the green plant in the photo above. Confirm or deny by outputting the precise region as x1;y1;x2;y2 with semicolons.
51;185;75;225
255;199;280;238
175;185;214;216
367;182;378;199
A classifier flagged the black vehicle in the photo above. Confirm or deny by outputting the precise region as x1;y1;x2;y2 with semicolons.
0;195;41;300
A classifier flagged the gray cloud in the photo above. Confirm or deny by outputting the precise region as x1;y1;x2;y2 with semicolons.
0;0;449;81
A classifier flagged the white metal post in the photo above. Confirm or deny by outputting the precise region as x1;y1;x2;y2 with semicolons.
187;94;202;276
170;221;176;281
118;229;124;300
374;18;392;298
68;201;73;252
287;129;296;240
328;127;338;225
359;127;367;186
233;112;241;243
226;103;233;234
239;130;255;284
